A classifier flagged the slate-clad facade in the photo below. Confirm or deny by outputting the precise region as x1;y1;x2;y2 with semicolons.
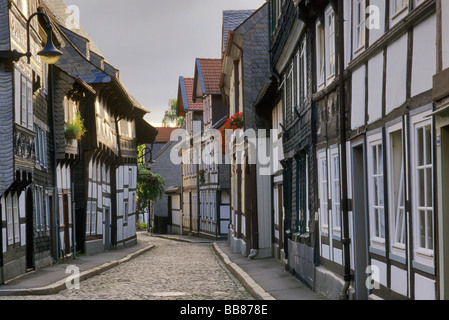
0;0;156;283
267;0;318;288
221;4;272;258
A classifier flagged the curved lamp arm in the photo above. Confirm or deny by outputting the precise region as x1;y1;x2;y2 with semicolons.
0;11;62;64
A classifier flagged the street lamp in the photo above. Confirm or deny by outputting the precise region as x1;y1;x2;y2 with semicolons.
0;11;62;65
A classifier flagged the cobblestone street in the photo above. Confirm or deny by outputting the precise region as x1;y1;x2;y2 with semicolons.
0;234;254;301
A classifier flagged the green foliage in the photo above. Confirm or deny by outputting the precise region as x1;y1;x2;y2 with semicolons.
65;109;87;140
162;98;184;127
136;144;166;213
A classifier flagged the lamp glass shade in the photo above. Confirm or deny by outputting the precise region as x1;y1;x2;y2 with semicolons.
37;33;62;65
39;54;61;65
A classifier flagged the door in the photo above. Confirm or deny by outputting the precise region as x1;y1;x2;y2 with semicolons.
104;207;111;251
26;189;34;270
278;185;283;259
63;194;70;255
438;125;449;298
351;140;369;300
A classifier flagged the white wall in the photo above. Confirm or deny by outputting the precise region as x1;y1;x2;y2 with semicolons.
351;65;366;129
411;14;436;97
386;33;408;115
368;0;386;46
368;52;384;123
442;0;449;70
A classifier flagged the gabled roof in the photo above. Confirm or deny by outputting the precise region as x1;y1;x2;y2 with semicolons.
154;127;182;144
177;77;203;117
193;58;222;101
222;10;256;56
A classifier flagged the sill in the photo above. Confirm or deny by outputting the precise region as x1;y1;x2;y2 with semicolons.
391;6;409;21
412;260;435;275
354;45;365;56
369;245;386;257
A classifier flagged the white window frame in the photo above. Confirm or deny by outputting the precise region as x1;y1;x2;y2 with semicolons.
386;122;406;255
318;150;329;235
7;195;14;245
330;146;341;238
297;38;308;107
367;132;385;248
325;6;336;81
316;20;326;88
13;193;20;243
124;200;129;224
411;112;434;265
390;0;409;26
354;0;366;52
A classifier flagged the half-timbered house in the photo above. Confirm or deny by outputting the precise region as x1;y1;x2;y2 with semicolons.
193;58;230;239
266;0;318;288
433;0;449;300
302;0;439;300
176;76;203;236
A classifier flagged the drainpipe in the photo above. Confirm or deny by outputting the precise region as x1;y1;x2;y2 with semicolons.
0;199;3;284
336;0;352;300
49;64;60;260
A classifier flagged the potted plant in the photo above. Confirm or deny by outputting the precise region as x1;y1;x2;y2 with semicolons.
65;110;87;140
198;169;206;185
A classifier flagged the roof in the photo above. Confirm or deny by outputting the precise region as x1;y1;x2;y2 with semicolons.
177;77;203;116
154;127;182;143
40;0;149;114
222;10;256;56
194;58;222;99
41;0;103;57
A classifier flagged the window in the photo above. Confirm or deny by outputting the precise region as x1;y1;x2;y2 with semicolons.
326;7;336;79
318;151;329;234
16;0;29;17
86;201;97;235
13;194;19;243
355;0;366;51
124;201;129;223
387;125;406;250
298;39;308;105
391;0;409;16
35;126;47;168
368;135;385;244
7;195;13;245
316;21;325;86
35;187;42;231
330;148;341;235
413;121;433;255
15;70;33;129
91;201;97;234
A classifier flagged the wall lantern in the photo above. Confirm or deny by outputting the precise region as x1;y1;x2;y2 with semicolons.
0;11;62;65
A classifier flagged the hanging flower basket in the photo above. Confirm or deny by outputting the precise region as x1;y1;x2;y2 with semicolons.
219;112;244;153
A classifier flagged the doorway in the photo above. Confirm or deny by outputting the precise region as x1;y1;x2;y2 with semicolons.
351;140;369;300
104;207;111;251
25;189;34;271
439;125;449;298
63;194;70;255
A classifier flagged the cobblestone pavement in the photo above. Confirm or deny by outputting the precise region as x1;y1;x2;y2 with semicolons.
0;234;254;300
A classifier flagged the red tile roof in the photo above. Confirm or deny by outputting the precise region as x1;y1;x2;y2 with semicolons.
154;127;183;143
183;77;203;111
197;58;223;95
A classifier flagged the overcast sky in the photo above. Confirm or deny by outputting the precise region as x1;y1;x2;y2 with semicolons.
66;0;266;127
